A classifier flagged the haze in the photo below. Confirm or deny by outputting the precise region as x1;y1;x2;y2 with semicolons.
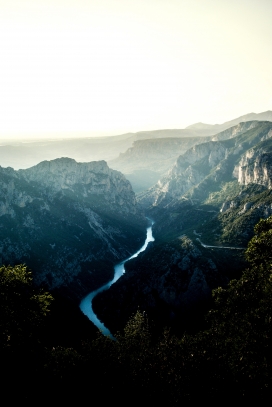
1;0;272;139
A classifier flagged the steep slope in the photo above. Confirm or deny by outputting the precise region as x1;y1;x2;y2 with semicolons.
93;121;272;333
143;120;272;246
2;111;271;171
108;121;268;193
109;137;210;192
0;158;146;299
93;235;244;334
138;121;272;208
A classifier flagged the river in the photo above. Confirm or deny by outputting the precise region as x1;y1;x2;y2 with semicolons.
80;221;155;338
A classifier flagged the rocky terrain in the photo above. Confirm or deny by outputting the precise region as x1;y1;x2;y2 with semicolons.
108;117;272;193
138;120;272;248
138;121;272;208
2;112;272;332
93;120;272;332
0;158;146;299
109;137;210;192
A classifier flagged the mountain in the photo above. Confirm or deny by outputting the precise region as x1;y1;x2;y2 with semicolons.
2;111;271;172
93;120;272;333
138;121;272;208
186;110;272;134
0;158;146;299
109;137;210;192
108;119;272;193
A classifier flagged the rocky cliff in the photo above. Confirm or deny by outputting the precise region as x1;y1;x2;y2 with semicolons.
0;158;146;299
138;121;272;208
211;120;260;141
109;137;210;192
233;139;272;189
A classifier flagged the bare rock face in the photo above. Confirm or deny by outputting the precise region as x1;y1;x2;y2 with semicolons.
138;140;228;207
220;201;238;213
19;158;138;214
109;137;210;173
139;121;272;210
233;145;272;189
0;158;146;298
211;121;260;141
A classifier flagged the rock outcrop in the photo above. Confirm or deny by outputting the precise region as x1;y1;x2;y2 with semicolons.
0;158;146;298
211;121;260;141
233;141;272;189
138;140;228;207
138;121;272;209
109;137;210;192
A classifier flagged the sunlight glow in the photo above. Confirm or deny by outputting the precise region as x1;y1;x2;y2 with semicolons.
0;0;271;138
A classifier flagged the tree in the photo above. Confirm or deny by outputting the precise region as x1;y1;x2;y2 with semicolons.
202;215;272;399
0;264;53;349
245;215;272;267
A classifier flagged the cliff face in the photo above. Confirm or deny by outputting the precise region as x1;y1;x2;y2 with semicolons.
19;158;138;214
93;120;272;335
211;121;260;141
233;142;272;189
0;158;146;298
138;121;272;209
138;140;228;207
110;137;209;170
109;137;210;193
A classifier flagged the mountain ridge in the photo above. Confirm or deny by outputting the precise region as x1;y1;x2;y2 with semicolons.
0;158;146;299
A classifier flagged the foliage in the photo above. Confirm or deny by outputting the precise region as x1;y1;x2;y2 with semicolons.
245;215;272;267
1;216;272;403
0;264;53;349
201;215;272;399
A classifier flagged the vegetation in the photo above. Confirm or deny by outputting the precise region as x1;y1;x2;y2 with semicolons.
1;216;272;403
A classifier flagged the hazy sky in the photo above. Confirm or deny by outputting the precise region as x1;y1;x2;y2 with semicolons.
1;0;272;138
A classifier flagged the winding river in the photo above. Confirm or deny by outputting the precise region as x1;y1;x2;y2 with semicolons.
80;221;155;338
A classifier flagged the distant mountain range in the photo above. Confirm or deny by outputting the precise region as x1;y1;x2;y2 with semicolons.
186;110;272;133
1;110;271;173
110;115;272;192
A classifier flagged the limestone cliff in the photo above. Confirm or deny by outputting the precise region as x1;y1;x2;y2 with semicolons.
138;140;228;207
0;158;146;298
138;121;272;209
109;137;210;192
233;140;272;189
211;121;260;141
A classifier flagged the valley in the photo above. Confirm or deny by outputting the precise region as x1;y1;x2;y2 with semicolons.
1;111;272;403
91;119;272;335
1;113;272;325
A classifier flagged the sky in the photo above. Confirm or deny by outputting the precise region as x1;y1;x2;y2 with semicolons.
0;0;272;139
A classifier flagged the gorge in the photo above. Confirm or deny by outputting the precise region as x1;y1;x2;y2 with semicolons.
80;221;154;337
1;111;272;404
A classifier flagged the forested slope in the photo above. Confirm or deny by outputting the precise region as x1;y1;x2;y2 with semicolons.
1;216;272;404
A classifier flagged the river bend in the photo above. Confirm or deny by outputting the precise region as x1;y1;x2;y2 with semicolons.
80;222;154;338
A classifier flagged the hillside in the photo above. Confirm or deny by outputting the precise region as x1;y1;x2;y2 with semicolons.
109;137;210;192
0;158;146;299
2;110;271;172
93;120;272;333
